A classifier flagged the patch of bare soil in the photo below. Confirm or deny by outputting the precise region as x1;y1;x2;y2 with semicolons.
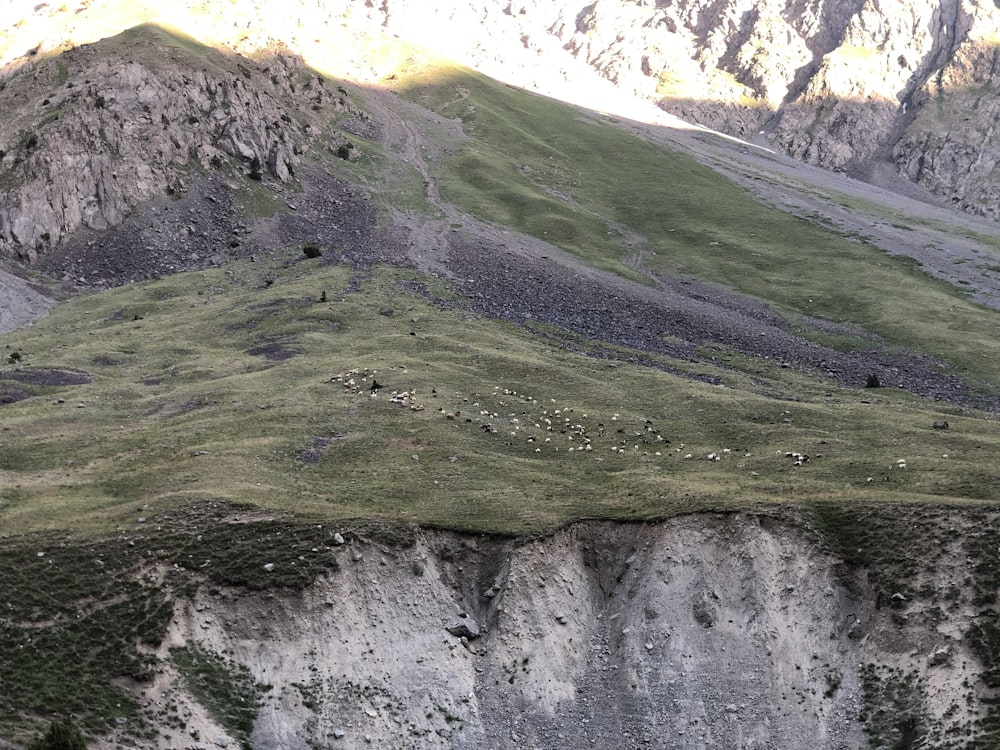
0;367;93;386
245;341;302;361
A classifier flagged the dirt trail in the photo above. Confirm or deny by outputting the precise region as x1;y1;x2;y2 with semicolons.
360;88;459;278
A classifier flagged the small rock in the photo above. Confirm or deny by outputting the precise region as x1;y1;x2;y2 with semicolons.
446;613;481;639
333;728;345;739
847;619;864;640
213;737;229;748
333;532;345;545
928;645;952;667
932;420;949;430
263;563;275;573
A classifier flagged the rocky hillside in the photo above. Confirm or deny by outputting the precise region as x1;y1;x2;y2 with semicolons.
4;5;1000;750
352;0;1000;219
5;0;1000;250
524;0;1000;218
0;24;367;263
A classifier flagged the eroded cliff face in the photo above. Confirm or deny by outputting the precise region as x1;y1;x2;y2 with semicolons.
104;513;995;750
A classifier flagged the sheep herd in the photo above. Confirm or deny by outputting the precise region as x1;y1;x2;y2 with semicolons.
327;367;921;483
330;367;752;467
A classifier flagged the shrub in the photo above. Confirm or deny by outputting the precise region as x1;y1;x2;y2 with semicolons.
865;373;881;389
302;244;323;259
249;155;264;181
27;718;87;750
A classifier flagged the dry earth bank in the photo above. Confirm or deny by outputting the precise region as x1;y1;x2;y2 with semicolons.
75;510;998;750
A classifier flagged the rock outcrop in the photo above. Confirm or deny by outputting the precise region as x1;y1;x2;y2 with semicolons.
0;28;352;262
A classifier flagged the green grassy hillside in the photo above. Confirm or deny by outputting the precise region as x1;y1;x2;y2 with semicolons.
2;252;997;541
3;32;1000;747
399;66;1000;389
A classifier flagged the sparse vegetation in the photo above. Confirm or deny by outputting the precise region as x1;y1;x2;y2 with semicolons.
171;644;267;747
26;717;87;750
860;664;937;749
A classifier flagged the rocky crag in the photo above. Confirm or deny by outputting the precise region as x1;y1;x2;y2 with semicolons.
0;25;362;262
524;0;1000;218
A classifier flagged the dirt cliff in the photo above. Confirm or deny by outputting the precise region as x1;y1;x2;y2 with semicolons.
90;511;997;749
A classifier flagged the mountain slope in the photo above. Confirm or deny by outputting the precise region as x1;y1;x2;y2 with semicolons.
2;12;1000;750
9;0;1000;221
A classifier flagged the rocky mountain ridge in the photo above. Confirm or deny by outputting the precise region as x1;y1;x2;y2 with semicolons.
0;26;367;262
533;0;1000;218
4;0;1000;262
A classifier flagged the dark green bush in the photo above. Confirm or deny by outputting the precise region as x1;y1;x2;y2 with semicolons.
27;718;87;750
249;155;264;181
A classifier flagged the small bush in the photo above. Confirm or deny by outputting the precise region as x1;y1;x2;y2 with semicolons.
302;244;323;259
249;155;264;181
865;373;881;389
27;718;87;750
